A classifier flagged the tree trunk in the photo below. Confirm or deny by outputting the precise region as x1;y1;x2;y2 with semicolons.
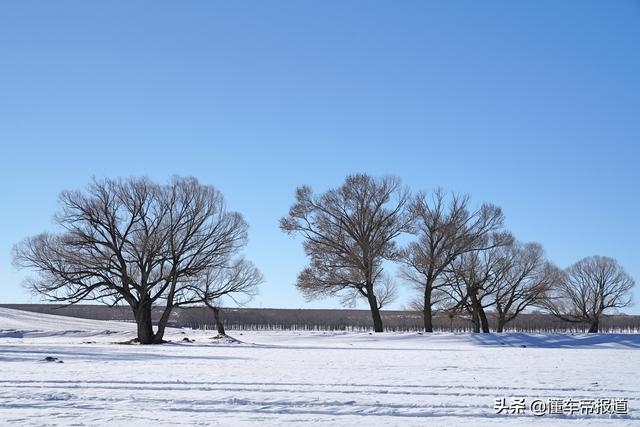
134;299;155;344
422;288;433;332
588;318;599;333
152;304;174;344
366;291;384;332
471;305;480;333
213;306;226;335
496;311;507;334
479;306;490;333
470;292;480;333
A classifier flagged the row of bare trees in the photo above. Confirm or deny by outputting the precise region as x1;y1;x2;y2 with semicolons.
281;174;635;333
12;174;635;341
13;177;262;343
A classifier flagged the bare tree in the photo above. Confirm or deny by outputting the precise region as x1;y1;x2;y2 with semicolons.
13;176;250;344
280;174;412;332
186;258;263;336
491;242;559;332
544;256;635;333
442;233;512;333
399;189;507;332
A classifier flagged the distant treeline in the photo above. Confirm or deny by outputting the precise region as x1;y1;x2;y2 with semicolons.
3;304;640;333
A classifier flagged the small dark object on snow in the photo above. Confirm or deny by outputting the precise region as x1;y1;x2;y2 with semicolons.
42;356;63;363
182;337;194;342
520;344;527;348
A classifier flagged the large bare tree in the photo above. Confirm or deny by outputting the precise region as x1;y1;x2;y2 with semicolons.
491;242;558;332
13;176;250;344
544;256;635;333
399;189;506;332
280;174;411;332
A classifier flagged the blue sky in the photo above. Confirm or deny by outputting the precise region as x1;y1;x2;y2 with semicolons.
1;1;639;313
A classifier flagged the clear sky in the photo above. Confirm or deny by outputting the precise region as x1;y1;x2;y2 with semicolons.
1;1;639;313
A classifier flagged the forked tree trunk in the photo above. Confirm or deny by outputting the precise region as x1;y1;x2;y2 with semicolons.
152;304;175;344
212;306;226;335
588;318;599;333
423;288;433;332
366;291;384;332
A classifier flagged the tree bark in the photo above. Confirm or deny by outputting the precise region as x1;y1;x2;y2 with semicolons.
470;292;481;333
423;288;433;332
213;306;226;335
588;318;599;333
366;291;384;332
471;305;480;333
479;306;490;333
134;299;155;344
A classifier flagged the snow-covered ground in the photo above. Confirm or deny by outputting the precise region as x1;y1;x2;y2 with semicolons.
1;307;639;426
